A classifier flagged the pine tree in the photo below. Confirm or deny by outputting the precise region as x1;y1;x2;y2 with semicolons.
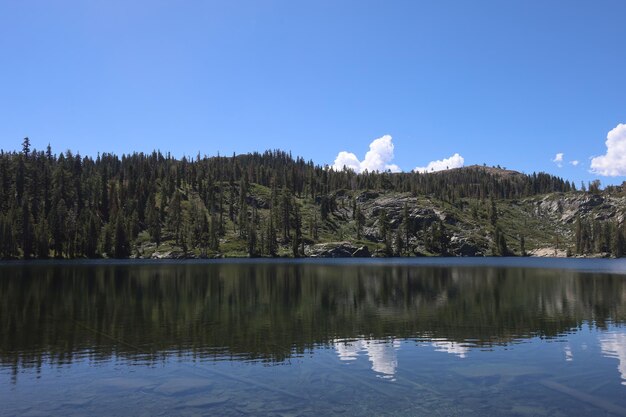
0;214;17;258
280;189;292;240
113;215;130;258
200;214;210;256
85;214;100;258
50;198;67;257
378;209;389;241
613;221;624;258
320;195;330;221
20;199;35;258
209;213;220;251
498;231;509;257
490;199;498;226
35;210;50;259
22;137;31;156
146;196;161;246
168;190;183;244
292;200;302;256
394;231;404;257
247;207;257;257
266;216;277;256
492;226;509;256
100;223;112;256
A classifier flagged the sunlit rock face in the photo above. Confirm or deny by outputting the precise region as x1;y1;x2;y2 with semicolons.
600;332;626;386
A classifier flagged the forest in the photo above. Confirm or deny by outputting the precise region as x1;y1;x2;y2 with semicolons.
1;137;622;259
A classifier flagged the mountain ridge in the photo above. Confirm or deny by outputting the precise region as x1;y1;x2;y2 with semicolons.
0;141;621;259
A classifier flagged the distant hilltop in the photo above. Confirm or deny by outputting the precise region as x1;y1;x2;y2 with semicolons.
448;164;521;176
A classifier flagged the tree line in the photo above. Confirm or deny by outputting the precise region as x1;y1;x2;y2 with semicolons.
574;216;626;257
0;138;576;259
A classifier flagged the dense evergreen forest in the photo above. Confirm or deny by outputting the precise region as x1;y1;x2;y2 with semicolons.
1;137;622;259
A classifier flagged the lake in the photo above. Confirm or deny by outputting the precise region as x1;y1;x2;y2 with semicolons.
1;258;626;416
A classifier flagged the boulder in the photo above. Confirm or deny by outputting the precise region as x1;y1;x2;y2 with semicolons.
305;242;360;258
352;246;371;258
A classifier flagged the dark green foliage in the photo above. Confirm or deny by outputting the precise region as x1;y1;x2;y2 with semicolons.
426;221;450;255
20;200;35;258
146;196;161;246
0;214;17;258
378;209;389;240
0;141;581;259
574;216;625;258
85;214;99;258
589;179;601;194
320;195;331;221
492;226;509;256
168;190;183;244
292;201;302;257
113;215;130;258
490;199;498;226
614;225;624;258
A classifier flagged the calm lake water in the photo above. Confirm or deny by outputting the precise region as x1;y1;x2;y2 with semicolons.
2;258;626;416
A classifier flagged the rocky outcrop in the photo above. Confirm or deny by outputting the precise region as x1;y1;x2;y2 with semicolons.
527;248;568;258
449;236;485;257
245;195;269;209
356;194;444;240
134;189;626;260
532;193;626;224
305;242;371;258
151;249;188;259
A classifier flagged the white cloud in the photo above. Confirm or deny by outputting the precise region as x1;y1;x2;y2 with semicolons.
570;160;580;166
414;153;464;173
590;124;626;176
553;153;564;168
591;123;626;177
332;151;361;173
332;135;401;173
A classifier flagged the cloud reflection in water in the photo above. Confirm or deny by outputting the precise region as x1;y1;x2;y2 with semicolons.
600;332;626;386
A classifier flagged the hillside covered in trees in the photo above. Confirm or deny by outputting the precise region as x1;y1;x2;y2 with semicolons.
1;138;624;259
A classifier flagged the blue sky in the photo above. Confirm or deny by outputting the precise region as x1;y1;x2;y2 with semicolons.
1;1;625;185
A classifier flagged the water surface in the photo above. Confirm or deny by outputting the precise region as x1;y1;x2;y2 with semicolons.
1;259;626;416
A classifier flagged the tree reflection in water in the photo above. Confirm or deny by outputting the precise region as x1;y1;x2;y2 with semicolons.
1;261;625;375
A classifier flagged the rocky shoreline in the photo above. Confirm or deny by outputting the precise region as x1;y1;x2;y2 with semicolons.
130;241;614;260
